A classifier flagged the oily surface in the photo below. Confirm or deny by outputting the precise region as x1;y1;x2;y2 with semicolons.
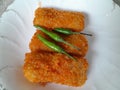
34;8;85;31
23;52;88;86
29;30;88;56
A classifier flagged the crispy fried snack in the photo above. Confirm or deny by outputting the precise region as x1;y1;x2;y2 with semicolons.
29;30;88;56
34;8;84;31
23;52;88;86
24;7;89;87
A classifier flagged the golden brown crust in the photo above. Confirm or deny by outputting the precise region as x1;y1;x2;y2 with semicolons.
29;30;88;56
24;7;89;87
23;52;88;87
33;8;84;31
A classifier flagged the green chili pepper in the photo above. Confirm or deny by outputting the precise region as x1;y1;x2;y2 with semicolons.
37;34;76;60
34;25;80;51
54;28;92;36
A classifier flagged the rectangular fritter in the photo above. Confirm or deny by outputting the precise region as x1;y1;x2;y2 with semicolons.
29;30;88;56
23;52;88;86
34;8;85;31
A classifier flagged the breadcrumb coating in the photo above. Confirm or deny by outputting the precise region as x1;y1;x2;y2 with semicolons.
29;30;88;56
34;8;85;31
23;52;88;86
23;7;88;87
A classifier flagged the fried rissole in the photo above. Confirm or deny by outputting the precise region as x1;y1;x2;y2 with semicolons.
34;8;84;32
24;7;89;87
29;30;88;56
23;52;88;87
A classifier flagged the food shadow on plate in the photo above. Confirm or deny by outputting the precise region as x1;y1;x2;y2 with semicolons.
83;12;96;77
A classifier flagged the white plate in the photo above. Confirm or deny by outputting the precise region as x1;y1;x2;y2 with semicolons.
0;0;120;90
